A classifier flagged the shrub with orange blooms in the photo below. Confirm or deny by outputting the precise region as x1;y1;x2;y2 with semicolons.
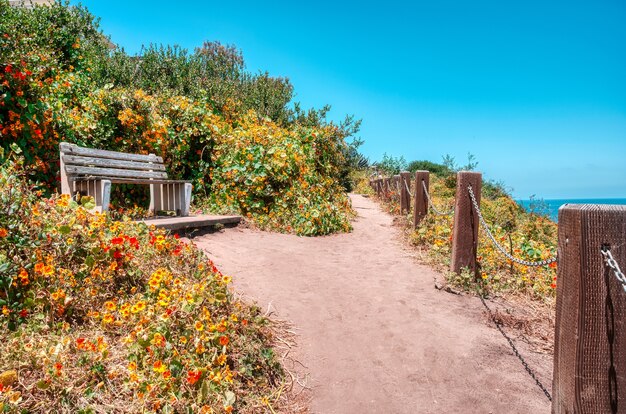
1;1;356;236
368;173;558;300
0;158;285;413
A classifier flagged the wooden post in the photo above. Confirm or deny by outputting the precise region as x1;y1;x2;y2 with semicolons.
383;177;391;200
393;175;400;204
450;171;482;275
400;171;411;214
553;204;626;413
413;170;429;228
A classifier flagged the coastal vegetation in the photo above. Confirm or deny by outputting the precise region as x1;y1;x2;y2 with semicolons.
367;156;558;301
0;0;358;411
0;0;360;236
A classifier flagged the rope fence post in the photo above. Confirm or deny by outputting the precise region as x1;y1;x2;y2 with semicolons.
393;175;400;199
384;177;391;200
413;170;429;228
400;171;411;214
376;178;383;198
450;171;482;275
552;204;626;413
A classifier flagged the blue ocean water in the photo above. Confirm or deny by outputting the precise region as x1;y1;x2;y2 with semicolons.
516;198;626;222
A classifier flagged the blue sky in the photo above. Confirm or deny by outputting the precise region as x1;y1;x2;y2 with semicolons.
73;0;625;199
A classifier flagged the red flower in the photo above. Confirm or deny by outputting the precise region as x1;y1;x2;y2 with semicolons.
19;309;28;318
219;336;229;346
4;64;12;73
126;236;139;249
111;237;124;245
186;370;202;385
113;250;123;260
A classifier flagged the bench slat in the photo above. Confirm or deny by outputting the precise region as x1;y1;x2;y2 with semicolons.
72;177;191;185
63;155;167;171
60;142;163;163
65;165;168;180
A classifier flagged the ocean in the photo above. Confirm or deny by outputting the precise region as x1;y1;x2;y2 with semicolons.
516;198;626;222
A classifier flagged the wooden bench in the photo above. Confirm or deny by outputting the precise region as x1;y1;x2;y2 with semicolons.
59;142;192;216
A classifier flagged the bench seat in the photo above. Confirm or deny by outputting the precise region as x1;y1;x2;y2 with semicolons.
60;142;192;216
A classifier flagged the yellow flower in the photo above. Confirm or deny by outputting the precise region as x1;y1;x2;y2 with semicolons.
153;360;166;373
104;301;116;311
194;321;204;332
102;314;115;324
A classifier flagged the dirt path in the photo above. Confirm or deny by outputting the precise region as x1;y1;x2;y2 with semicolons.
194;194;552;413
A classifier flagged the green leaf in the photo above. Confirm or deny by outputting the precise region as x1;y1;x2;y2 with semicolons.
36;380;50;390
197;380;209;404
224;390;236;406
59;225;71;234
9;143;22;154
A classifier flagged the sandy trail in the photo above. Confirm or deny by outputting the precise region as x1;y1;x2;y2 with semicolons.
194;194;552;413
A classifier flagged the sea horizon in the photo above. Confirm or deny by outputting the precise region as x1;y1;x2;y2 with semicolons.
516;198;626;222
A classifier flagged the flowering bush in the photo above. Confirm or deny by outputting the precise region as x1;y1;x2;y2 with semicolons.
0;159;285;413
1;1;355;236
371;174;558;299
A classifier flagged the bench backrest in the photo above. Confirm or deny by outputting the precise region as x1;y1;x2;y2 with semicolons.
60;142;167;192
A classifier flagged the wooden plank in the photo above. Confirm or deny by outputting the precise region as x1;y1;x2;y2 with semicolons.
450;171;482;275
63;155;166;171
138;215;242;231
65;165;168;180
60;142;163;163
72;177;190;185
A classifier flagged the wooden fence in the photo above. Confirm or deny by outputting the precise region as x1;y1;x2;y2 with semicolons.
370;170;626;413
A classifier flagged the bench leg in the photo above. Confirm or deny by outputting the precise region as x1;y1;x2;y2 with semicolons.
150;183;192;216
181;183;192;217
149;184;162;215
74;179;111;213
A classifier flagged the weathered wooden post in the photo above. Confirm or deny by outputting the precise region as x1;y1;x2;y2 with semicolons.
553;205;626;413
376;179;382;198
383;177;391;201
393;175;400;205
413;170;429;228
450;171;482;275
400;171;411;214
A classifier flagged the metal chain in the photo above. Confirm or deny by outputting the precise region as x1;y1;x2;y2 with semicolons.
467;185;557;267
476;288;553;401
422;181;454;216
404;179;414;197
602;248;626;293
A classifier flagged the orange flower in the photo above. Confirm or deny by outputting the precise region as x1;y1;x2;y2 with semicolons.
0;227;7;237
42;264;55;276
102;314;115;324
34;262;45;273
219;336;229;346
153;360;166;373
18;269;29;285
186;370;202;385
151;333;166;347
